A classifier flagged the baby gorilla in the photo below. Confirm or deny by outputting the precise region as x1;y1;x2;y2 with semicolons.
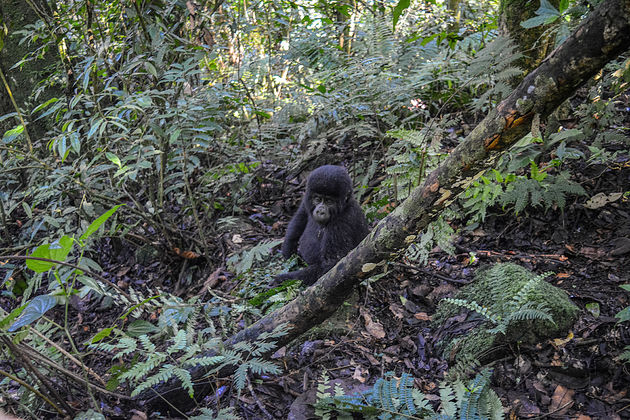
274;165;369;286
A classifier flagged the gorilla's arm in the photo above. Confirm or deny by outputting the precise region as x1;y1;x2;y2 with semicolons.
281;203;308;259
273;264;323;286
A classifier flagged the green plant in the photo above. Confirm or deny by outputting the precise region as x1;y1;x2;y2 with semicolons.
520;0;589;47
0;205;131;416
443;269;554;336
90;311;288;397
315;370;504;420
462;160;585;224
614;284;630;363
433;264;579;369
406;216;456;266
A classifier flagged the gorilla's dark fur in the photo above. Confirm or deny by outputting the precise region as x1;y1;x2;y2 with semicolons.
275;165;369;286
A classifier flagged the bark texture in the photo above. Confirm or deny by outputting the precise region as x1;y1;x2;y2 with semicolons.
142;0;630;413
499;0;560;73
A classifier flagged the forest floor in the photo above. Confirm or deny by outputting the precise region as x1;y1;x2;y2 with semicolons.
82;160;630;418
241;159;630;419
2;129;629;419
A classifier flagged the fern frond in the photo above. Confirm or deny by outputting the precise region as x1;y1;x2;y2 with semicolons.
183;355;225;367
246;358;282;376
120;352;167;382
234;363;248;392
130;363;177;397
167;330;188;354
139;334;156;353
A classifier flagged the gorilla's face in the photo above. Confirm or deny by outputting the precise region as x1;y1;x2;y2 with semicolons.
310;193;336;224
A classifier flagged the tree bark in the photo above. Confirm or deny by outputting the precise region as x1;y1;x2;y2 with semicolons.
142;0;630;413
499;0;561;73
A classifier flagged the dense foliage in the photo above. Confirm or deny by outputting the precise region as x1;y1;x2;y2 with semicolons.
0;0;628;418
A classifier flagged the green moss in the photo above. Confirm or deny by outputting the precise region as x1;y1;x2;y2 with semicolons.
433;263;579;364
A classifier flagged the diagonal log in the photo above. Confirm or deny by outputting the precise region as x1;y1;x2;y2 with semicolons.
142;0;630;413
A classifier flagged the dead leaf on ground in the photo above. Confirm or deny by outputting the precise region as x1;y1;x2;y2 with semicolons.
583;192;623;209
360;308;386;339
352;365;369;383
202;266;225;291
414;312;431;321
549;384;574;416
551;331;574;348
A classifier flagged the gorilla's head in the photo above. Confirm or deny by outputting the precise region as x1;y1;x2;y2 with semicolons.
305;165;353;225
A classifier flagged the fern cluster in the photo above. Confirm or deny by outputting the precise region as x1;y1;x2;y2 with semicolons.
406;216;457;266
433;263;579;368
463;162;585;224
315;370;504;419
89;297;289;398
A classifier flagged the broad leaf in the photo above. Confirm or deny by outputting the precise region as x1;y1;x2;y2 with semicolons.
2;125;24;143
615;306;630;323
90;327;115;344
26;244;53;272
392;0;410;31
127;320;160;337
8;295;57;331
49;235;73;262
26;235;73;272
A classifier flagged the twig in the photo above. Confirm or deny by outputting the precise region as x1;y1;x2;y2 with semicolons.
29;328;106;386
16;343;129;400
0;369;64;416
393;262;470;284
247;377;274;420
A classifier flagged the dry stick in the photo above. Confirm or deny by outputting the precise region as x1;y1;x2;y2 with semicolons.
15;342;129;400
0;369;64;416
141;0;630;412
247;378;274;420
3;255;131;300
0;336;73;415
28;327;106;386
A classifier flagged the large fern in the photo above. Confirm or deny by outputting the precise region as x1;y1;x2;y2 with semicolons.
315;370;504;420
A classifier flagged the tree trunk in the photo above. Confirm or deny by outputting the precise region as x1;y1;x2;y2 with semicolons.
499;0;560;74
141;0;630;413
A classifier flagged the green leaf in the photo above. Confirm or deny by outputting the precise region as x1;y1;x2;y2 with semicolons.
539;0;560;15
559;0;569;13
620;284;630;292
105;152;122;168
8;295;57;331
32;97;59;113
126;320;160;337
70;132;81;154
89;327;115;344
82;56;95;91
2;125;24;143
615;306;630;323
74;409;106;420
49;235;73;262
0;304;26;330
585;302;600;318
80;204;124;241
521;14;557;28
144;61;158;77
26;244;54;272
87;119;102;139
392;0;410;30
